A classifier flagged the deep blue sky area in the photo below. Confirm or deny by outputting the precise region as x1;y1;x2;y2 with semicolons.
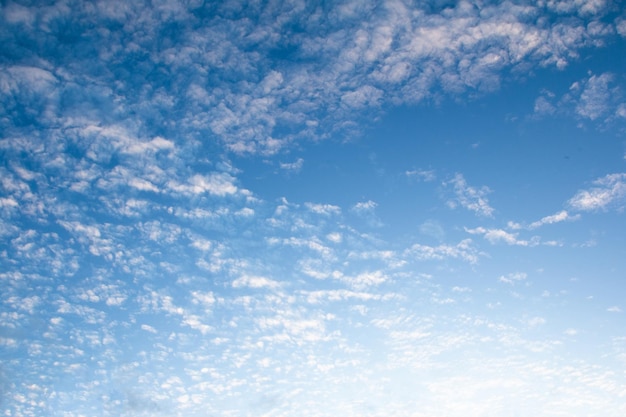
1;1;626;416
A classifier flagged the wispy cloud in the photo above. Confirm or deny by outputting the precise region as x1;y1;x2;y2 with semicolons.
352;200;383;227
533;72;625;125
499;272;528;285
406;169;436;182
405;239;481;264
528;210;580;229
465;227;538;246
568;173;626;211
446;174;494;217
280;158;304;172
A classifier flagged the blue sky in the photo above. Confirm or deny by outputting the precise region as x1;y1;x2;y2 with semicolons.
1;1;626;416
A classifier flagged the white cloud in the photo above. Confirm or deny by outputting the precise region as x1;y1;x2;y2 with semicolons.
2;1;616;155
446;174;494;217
2;2;626;415
122;136;175;155
235;207;255;217
465;227;537;246
573;73;615;120
0;197;19;208
326;232;342;243
342;270;388;290
280;158;304;172
303;289;382;304
544;0;609;16
352;200;377;213
499;272;528;285
270;237;334;258
191;291;216;307
536;72;624;124
1;65;58;96
305;202;341;215
128;177;160;193
341;85;383;108
168;173;239;196
406;169;436;182
568;173;626;211
406;238;481;264
232;275;280;290
141;324;158;334
533;95;556;115
352;200;383;227
528;210;580;229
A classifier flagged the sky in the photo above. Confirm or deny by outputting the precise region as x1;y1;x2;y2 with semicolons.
1;0;626;416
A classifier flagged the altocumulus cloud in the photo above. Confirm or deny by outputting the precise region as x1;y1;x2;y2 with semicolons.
1;1;626;417
0;0;621;154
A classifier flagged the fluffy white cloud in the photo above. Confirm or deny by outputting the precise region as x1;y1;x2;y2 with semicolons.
568;173;626;211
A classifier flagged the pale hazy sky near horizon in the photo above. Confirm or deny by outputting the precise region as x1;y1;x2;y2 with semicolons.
1;1;626;416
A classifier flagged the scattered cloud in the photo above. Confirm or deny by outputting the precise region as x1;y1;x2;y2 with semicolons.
232;275;281;290
465;227;537;246
305;202;342;215
446;174;495;217
352;200;383;227
326;232;343;243
528;210;581;229
499;272;528;285
353;200;377;213
168;173;240;197
1;2;625;416
280;158;304;172
533;72;625;125
406;239;481;264
342;270;388;290
568;173;626;211
406;169;436;182
572;73;619;121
